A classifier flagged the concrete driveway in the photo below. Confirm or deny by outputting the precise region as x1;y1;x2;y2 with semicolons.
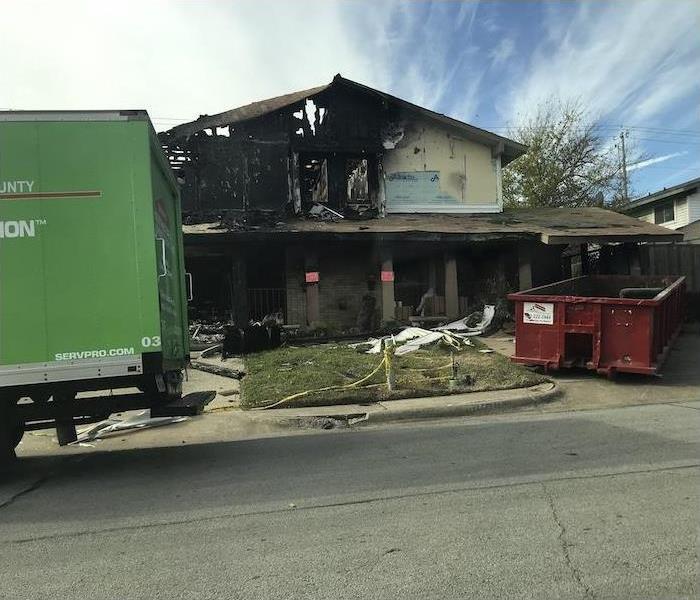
483;330;700;413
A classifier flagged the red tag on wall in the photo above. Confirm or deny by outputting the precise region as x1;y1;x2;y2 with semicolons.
380;270;395;282
305;271;320;283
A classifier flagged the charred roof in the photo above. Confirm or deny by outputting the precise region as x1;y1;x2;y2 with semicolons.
164;74;526;166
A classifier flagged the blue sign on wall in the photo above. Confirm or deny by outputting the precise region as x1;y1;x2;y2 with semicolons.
385;171;461;210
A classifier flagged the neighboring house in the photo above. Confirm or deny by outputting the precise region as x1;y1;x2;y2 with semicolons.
677;220;700;244
161;75;680;329
622;177;700;232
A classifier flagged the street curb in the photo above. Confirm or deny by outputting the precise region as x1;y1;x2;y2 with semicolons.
362;383;562;425
249;383;563;429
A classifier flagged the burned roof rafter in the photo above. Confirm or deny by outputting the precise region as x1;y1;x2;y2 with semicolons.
162;74;526;165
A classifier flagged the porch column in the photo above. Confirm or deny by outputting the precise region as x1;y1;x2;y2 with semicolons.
518;241;534;291
444;252;459;319
428;259;437;291
304;251;320;325
380;251;395;323
230;253;248;325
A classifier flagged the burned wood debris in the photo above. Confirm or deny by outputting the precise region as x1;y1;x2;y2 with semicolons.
160;75;413;228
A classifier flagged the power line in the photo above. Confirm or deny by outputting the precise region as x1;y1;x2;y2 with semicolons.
634;137;700;145
633;165;699;172
476;124;700;135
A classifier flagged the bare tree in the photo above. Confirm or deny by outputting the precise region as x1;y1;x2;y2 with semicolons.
503;99;635;209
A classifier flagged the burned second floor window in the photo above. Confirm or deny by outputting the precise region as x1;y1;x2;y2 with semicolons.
300;152;377;213
654;200;674;224
301;155;329;204
346;158;369;207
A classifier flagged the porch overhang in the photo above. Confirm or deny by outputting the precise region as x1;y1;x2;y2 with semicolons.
182;207;683;247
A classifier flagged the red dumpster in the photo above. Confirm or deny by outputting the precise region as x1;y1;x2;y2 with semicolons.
507;275;686;377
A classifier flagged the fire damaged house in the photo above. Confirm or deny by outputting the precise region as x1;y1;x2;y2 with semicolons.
160;75;681;331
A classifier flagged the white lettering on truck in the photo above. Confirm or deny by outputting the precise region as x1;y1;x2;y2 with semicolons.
0;220;35;238
55;347;136;361
0;180;35;194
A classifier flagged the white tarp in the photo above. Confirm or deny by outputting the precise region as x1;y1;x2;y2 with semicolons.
350;327;433;354
350;307;494;355
435;305;496;336
351;328;475;356
394;331;446;355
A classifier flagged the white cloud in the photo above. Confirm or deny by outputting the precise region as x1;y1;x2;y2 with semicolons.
489;38;515;67
6;0;692;145
0;1;379;130
629;60;699;122
627;151;688;172
503;0;700;127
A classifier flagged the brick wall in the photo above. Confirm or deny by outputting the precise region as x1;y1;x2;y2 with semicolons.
318;245;379;330
285;243;380;329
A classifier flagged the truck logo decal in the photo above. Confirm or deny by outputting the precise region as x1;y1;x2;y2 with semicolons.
0;220;37;238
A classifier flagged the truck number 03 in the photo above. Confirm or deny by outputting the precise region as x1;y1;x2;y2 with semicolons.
141;336;162;348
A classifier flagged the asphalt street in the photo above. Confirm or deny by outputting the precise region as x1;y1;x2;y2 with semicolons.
1;401;698;599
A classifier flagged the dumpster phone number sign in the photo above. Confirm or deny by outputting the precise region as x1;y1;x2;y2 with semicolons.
523;302;554;325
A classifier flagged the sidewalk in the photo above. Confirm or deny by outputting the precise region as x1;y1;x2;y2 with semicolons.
18;332;697;458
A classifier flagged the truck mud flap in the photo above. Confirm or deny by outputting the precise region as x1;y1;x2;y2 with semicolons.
150;390;216;417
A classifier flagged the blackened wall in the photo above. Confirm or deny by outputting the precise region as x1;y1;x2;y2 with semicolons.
160;82;398;215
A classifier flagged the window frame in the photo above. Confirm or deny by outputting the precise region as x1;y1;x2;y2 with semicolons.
654;200;675;224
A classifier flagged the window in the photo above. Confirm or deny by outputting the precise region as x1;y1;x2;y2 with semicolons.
345;158;369;206
654;200;674;224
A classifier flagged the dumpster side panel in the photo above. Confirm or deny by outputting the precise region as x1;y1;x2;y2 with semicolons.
509;275;685;377
513;301;561;367
599;306;654;373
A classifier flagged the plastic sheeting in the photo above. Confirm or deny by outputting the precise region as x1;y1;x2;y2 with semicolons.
74;411;188;443
350;305;495;355
435;305;495;335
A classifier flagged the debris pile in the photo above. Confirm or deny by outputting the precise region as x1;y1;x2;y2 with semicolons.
74;411;188;443
223;321;282;356
190;320;226;345
351;305;495;355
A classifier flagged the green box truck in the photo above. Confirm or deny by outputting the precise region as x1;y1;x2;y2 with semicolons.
0;110;190;460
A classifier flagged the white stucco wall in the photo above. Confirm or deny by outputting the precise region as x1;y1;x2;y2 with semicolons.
382;117;501;213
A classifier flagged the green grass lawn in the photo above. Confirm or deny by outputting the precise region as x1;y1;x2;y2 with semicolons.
240;339;548;409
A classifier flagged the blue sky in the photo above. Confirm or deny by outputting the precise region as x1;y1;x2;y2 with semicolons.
2;0;698;197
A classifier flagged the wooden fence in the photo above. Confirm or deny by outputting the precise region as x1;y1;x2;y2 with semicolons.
639;244;700;293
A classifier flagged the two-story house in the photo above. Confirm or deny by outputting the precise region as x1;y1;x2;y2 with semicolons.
161;75;680;330
622;177;700;242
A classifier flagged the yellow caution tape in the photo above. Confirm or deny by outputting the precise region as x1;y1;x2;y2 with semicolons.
254;356;387;410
